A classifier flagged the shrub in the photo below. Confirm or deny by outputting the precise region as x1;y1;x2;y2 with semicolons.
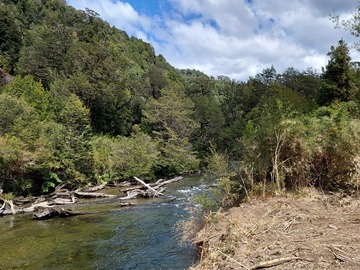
92;126;160;182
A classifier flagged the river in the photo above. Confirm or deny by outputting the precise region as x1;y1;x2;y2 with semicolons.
0;175;207;270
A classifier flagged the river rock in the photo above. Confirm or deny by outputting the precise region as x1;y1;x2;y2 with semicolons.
33;206;80;220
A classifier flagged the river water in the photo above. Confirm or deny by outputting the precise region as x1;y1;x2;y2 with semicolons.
0;175;207;270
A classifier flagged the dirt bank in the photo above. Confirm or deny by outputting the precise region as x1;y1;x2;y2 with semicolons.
191;188;360;269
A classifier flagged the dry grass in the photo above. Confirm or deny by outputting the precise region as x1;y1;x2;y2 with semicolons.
191;188;360;269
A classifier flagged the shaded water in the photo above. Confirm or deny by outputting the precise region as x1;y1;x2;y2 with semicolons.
0;175;206;270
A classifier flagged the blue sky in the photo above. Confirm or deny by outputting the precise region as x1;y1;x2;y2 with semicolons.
121;1;162;16
67;0;359;80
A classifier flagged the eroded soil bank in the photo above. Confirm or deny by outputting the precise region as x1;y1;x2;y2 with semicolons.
191;188;360;270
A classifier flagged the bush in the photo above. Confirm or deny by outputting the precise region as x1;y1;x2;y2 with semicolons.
92;126;160;182
195;101;360;209
283;102;360;190
239;101;360;193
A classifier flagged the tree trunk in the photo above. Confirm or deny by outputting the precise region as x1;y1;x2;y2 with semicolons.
151;176;183;189
133;176;163;197
74;191;115;198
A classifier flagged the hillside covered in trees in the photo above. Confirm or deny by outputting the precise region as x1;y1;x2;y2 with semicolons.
1;0;360;202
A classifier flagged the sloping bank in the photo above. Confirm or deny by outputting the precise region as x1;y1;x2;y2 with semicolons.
190;188;360;270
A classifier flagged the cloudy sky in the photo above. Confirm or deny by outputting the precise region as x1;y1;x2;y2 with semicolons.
67;0;360;81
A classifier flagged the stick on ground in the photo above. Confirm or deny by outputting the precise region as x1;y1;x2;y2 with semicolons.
251;257;299;269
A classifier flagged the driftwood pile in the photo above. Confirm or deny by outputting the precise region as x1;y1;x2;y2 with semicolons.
0;176;183;219
120;176;183;200
0;184;114;219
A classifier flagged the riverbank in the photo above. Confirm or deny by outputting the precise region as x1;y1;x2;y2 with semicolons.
191;188;360;269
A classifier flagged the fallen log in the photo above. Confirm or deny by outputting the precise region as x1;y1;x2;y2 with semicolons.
50;191;77;205
119;190;141;200
23;201;50;212
49;197;77;205
108;181;132;187
118;181;132;187
53;190;72;197
0;199;16;215
123;176;183;194
133;176;163;197
119;187;167;200
119;202;137;207
121;185;144;193
83;184;105;192
74;191;115;198
0;199;27;215
0;200;12;215
119;176;180;200
154;178;164;184
13;196;38;205
33;206;80;220
0;200;5;211
55;182;67;191
7;200;15;214
152;176;183;189
34;197;46;204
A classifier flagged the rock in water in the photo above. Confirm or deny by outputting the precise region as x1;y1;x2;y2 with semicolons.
33;206;79;220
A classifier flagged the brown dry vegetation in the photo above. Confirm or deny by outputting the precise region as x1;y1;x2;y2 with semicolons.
191;188;360;270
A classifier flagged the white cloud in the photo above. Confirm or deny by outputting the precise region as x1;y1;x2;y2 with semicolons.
67;0;153;40
67;0;360;81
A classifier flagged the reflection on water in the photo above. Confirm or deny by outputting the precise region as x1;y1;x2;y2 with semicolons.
0;175;205;270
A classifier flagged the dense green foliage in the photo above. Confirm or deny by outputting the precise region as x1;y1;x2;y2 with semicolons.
1;0;360;200
0;0;199;195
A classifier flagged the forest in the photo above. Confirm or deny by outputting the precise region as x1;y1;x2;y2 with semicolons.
1;0;360;206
